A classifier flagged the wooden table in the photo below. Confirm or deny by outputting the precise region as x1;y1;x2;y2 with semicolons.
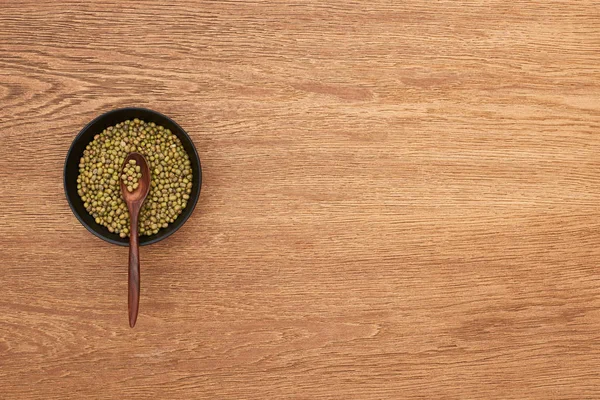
1;1;599;399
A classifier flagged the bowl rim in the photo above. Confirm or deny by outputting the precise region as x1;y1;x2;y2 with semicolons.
63;107;202;246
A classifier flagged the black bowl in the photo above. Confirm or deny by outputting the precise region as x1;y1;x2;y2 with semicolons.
64;108;202;246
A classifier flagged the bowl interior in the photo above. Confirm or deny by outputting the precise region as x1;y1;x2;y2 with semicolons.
64;108;202;246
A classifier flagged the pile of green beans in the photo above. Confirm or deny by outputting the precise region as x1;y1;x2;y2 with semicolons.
77;119;193;237
122;159;142;192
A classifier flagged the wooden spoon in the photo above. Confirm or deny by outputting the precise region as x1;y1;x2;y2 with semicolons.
120;152;151;328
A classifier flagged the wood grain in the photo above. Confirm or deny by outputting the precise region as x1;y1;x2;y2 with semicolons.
1;1;599;399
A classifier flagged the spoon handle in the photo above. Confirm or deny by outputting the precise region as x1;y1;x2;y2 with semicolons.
128;208;140;328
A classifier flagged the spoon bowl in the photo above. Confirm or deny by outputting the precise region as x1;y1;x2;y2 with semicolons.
120;153;151;203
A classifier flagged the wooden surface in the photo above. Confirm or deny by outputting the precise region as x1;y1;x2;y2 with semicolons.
1;1;599;399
